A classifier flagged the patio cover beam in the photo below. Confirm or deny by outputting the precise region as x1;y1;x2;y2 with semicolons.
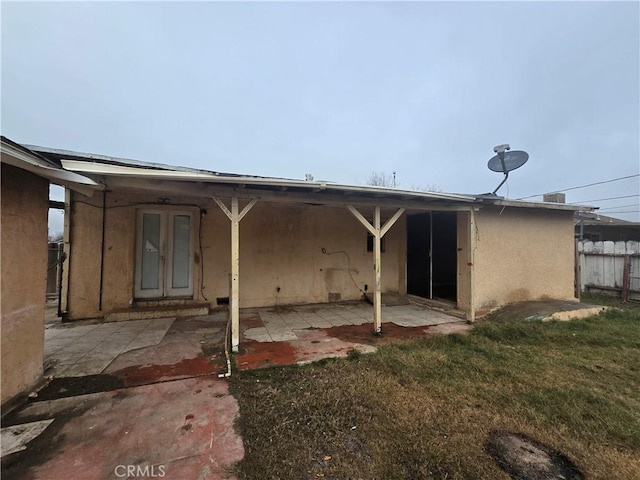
213;196;257;352
102;177;476;212
346;205;405;333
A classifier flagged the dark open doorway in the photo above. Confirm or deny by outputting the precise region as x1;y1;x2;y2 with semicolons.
407;212;457;302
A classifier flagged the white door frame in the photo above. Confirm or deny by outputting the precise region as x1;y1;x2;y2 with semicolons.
134;209;195;299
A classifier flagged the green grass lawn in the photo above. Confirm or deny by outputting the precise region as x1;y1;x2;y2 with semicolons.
230;303;640;479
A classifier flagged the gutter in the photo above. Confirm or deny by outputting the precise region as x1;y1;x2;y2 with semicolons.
476;196;595;213
1;140;101;196
59;159;477;203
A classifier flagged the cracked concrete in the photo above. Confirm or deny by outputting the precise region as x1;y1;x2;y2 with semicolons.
243;302;459;343
5;301;465;479
44;318;175;377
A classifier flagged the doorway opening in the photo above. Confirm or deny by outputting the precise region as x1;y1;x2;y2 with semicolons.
134;209;195;299
407;212;457;302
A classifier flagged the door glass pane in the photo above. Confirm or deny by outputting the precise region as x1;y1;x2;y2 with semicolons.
172;215;190;289
141;213;161;290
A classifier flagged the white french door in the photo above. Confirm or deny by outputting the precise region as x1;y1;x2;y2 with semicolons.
135;210;194;298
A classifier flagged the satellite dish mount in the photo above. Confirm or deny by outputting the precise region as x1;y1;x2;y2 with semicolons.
487;144;529;195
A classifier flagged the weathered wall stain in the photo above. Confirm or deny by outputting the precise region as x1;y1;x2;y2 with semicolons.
1;164;48;405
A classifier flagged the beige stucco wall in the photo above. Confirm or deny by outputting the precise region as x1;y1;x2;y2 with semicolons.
64;192;204;319
65;191;406;319
65;188;577;321
456;210;472;313
472;206;576;314
1;164;48;405
240;203;406;306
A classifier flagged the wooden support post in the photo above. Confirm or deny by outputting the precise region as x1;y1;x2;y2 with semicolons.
213;196;257;352
346;205;405;335
373;206;382;333
574;239;581;300
622;254;631;302
230;197;240;351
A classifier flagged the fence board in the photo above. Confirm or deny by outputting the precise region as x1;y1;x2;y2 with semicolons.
578;240;640;301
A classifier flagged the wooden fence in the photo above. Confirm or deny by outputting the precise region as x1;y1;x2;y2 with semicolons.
47;242;63;300
577;240;640;302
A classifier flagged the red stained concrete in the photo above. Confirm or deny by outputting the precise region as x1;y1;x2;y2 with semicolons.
238;313;265;334
4;308;471;480
104;316;227;386
236;341;300;371
5;377;243;480
235;325;379;371
113;356;223;387
236;320;470;371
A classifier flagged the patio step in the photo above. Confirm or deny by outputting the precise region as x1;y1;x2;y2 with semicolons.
407;295;467;320
104;303;210;322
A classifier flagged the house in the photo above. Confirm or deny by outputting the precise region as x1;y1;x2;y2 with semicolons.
575;211;640;241
0;137;99;409
25;144;589;353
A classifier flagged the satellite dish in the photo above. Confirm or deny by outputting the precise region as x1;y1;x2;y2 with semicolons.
488;150;529;173
487;144;529;195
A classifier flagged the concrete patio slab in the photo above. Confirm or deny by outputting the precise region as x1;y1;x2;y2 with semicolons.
1;377;243;480
242;302;462;345
45;318;176;378
483;299;608;323
236;302;469;370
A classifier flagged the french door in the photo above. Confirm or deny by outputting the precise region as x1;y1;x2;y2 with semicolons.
135;210;194;298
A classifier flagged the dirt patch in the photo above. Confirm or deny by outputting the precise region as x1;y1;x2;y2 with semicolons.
324;322;431;345
486;431;584;480
29;374;125;402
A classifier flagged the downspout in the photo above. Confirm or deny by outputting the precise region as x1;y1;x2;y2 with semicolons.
218;306;232;378
98;190;106;311
579;219;584;241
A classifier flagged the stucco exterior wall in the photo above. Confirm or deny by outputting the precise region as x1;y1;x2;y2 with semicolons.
65;188;577;321
65;192;204;319
65;191;406;319
239;203;406;307
472;207;576;314
456;210;472;313
1;164;48;405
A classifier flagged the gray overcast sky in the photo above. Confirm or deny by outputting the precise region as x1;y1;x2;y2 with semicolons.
2;1;639;233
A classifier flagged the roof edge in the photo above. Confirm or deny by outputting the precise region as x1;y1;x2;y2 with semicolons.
21;143;597;211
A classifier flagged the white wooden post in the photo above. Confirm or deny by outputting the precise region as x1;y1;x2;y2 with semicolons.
230;197;240;350
346;205;405;334
373;206;382;333
213;196;256;352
